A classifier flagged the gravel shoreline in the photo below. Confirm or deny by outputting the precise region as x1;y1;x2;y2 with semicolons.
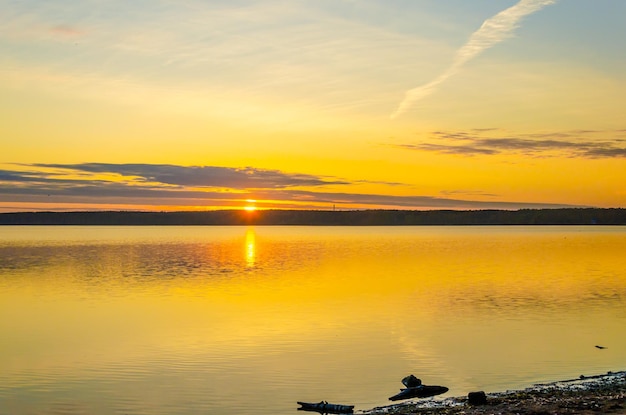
362;371;626;415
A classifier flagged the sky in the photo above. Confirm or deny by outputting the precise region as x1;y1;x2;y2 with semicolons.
1;0;625;212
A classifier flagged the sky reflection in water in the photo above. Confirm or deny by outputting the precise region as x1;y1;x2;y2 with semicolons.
1;226;625;415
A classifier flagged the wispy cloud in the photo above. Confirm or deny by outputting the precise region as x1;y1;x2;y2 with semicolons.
0;1;426;119
391;0;557;118
257;189;576;210
394;129;626;158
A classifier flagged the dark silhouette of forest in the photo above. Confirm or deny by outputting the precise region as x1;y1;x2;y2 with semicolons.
1;208;625;226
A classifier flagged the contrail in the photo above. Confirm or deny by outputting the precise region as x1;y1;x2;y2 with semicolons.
391;0;557;119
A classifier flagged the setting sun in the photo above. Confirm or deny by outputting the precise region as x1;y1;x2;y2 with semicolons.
244;200;257;212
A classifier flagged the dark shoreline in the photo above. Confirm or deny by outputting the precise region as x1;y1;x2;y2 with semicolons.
1;208;625;226
363;371;626;415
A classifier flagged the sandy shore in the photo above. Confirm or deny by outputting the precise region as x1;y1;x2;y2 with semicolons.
362;371;626;415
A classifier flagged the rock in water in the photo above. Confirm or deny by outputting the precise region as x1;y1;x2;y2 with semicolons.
401;375;422;388
468;391;487;405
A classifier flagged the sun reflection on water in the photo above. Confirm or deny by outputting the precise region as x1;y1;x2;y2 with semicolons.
245;228;256;267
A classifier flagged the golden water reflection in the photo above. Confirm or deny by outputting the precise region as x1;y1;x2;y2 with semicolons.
245;227;256;267
0;226;625;415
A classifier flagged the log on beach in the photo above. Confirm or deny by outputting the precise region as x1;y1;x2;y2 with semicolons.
297;401;354;414
388;385;449;401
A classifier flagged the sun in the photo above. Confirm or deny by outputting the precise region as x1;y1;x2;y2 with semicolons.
244;199;257;212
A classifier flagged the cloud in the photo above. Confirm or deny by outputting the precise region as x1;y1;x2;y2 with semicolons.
29;163;348;189
583;147;626;158
0;0;430;120
0;162;580;211
397;143;498;156
395;129;626;158
391;0;557;118
258;189;577;210
439;189;499;198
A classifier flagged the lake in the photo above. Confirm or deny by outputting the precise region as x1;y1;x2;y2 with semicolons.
1;225;625;415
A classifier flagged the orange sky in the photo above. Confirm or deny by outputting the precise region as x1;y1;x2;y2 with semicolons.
1;1;625;212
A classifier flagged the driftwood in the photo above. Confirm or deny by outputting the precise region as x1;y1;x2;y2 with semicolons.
297;401;355;414
388;384;449;401
389;375;448;401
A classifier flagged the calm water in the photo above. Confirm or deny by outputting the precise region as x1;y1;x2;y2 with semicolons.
1;226;625;415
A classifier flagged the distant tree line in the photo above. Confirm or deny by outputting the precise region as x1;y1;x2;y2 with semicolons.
0;208;625;226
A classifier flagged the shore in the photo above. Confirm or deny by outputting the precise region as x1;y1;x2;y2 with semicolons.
362;371;626;415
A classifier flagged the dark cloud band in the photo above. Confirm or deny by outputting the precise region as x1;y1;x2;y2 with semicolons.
0;162;579;210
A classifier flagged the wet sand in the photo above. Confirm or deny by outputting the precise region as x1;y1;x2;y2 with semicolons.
363;371;626;415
